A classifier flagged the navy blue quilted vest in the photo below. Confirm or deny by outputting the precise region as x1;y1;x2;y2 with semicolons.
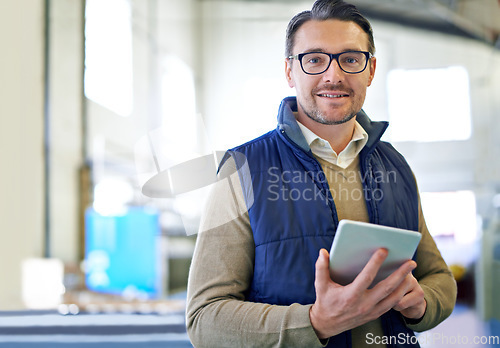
221;97;420;348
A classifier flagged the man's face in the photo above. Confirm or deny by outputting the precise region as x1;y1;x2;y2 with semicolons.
285;19;376;125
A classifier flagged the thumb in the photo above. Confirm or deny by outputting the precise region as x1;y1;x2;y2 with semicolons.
314;248;331;293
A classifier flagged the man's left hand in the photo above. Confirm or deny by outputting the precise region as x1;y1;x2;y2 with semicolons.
392;273;426;320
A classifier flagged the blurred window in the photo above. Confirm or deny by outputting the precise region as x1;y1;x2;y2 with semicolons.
84;0;133;117
161;56;198;150
387;66;471;142
421;190;477;243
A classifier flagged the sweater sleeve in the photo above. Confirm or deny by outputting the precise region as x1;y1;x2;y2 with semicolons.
186;158;325;348
405;196;457;332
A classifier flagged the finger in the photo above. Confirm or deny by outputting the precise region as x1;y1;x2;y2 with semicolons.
395;294;425;317
392;279;417;311
393;292;416;312
368;279;412;319
399;298;427;320
393;277;424;312
350;248;388;292
371;261;416;305
314;248;332;294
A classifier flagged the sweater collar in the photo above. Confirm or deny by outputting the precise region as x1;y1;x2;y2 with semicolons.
277;96;388;153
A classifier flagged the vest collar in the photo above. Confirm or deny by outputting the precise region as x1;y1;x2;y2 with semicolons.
277;96;388;154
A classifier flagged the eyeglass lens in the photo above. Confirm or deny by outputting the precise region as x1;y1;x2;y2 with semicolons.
301;52;368;74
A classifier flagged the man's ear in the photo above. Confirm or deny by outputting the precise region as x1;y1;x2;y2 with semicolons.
285;58;295;88
367;56;376;87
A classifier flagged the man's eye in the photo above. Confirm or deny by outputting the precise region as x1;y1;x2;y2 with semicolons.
306;56;325;64
343;57;358;64
341;53;365;65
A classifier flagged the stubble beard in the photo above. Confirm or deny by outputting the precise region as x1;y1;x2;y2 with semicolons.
299;84;360;125
299;99;357;126
303;104;356;125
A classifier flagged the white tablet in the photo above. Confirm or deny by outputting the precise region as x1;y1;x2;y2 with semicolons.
329;220;421;287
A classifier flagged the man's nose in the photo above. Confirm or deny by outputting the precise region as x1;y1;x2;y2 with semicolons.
322;59;344;83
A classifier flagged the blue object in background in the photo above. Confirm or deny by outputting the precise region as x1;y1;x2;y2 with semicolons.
85;207;160;297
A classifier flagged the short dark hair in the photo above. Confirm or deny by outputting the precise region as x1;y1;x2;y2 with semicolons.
285;0;375;57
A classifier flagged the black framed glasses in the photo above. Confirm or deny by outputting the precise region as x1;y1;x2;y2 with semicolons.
288;51;373;75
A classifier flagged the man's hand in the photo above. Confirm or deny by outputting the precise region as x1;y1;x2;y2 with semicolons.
309;248;417;339
393;273;426;321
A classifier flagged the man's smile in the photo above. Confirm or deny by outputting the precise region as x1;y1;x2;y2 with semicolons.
313;86;352;101
316;93;349;98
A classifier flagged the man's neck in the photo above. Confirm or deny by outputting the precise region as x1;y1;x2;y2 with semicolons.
296;113;357;154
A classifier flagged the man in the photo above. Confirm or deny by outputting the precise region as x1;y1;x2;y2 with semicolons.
186;0;456;347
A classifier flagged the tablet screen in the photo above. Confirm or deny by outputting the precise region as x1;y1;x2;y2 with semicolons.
329;220;421;287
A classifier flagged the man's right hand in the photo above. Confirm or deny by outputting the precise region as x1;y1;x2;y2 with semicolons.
309;248;417;340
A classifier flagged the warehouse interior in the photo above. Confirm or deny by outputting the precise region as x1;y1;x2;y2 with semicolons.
1;0;500;346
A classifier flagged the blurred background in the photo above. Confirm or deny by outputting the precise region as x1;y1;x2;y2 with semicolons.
1;0;500;346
